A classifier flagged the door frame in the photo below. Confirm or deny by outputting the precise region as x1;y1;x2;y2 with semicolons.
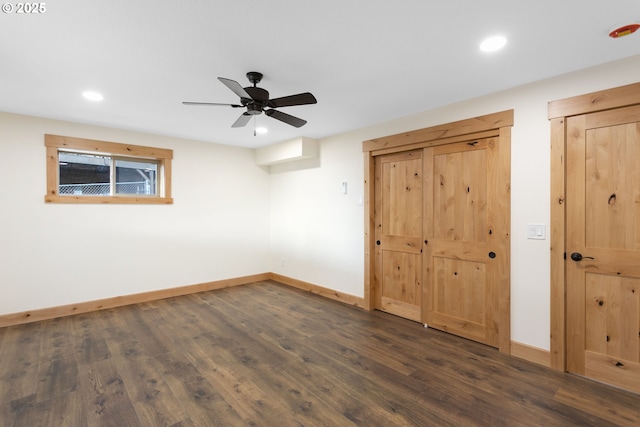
548;81;640;371
362;110;514;353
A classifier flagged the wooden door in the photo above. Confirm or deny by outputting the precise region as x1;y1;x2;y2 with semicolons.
422;138;508;348
566;104;640;393
373;150;423;321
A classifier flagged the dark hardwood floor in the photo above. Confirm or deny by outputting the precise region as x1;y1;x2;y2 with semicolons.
0;281;639;426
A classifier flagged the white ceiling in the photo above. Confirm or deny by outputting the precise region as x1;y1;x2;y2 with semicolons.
1;1;639;149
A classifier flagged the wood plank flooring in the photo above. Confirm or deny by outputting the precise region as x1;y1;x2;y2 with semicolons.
1;281;639;426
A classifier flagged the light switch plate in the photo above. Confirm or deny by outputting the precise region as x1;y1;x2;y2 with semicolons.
527;223;546;240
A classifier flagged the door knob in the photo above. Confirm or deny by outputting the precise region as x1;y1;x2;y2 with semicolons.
570;252;594;262
376;240;381;246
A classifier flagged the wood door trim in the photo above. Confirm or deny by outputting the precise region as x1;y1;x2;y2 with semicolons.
363;110;513;353
549;116;567;370
548;81;640;371
494;127;512;353
363;152;375;310
363;110;513;153
369;129;499;157
548;81;640;119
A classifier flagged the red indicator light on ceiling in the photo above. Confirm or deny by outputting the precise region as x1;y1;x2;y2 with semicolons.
609;24;640;38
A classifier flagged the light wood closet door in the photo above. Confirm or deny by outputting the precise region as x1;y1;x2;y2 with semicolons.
374;150;423;321
422;138;505;348
566;105;640;393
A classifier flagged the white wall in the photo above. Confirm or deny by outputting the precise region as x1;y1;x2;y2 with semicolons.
3;55;640;351
268;54;640;351
0;112;270;314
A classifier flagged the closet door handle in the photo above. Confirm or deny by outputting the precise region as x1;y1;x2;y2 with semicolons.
570;252;594;262
376;240;381;245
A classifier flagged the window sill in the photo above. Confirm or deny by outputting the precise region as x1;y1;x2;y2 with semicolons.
44;195;173;205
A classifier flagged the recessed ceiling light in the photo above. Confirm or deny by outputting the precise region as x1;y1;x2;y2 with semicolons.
480;36;507;52
82;90;104;102
255;126;268;135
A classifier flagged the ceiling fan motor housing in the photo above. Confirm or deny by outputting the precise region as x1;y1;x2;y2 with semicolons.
243;86;269;114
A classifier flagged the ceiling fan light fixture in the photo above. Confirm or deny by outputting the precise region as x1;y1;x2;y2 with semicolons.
255;126;268;135
479;35;507;52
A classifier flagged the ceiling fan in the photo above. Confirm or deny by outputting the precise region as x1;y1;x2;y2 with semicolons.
183;71;317;129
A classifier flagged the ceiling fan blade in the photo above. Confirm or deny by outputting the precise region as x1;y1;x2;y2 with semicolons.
267;92;317;108
218;77;253;100
265;109;307;128
182;101;243;107
232;112;252;128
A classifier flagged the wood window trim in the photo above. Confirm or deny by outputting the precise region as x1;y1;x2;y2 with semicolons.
362;110;513;353
548;81;640;371
45;134;173;204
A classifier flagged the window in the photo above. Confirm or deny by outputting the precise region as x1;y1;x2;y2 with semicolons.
45;134;173;204
58;153;159;196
